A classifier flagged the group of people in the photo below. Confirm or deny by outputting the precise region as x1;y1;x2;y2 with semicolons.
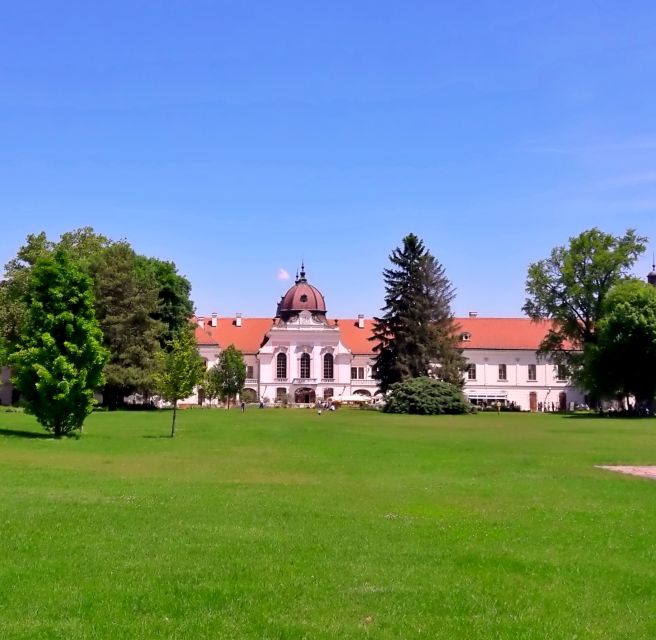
316;400;337;415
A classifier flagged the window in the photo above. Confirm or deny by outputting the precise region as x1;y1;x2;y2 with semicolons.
556;365;567;381
276;353;287;379
300;353;311;378
323;353;334;379
467;363;476;380
498;364;507;381
351;367;364;380
246;365;254;379
460;332;471;342
276;387;287;402
323;388;333;400
300;294;308;302
527;364;536;381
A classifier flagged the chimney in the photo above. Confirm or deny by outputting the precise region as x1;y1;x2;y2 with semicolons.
235;313;242;327
468;311;478;318
197;317;205;329
211;312;218;327
357;314;365;329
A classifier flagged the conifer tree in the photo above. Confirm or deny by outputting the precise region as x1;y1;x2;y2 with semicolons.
371;234;465;393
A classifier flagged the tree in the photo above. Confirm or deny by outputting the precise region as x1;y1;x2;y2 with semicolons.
154;328;205;437
523;228;647;386
215;344;247;409
371;233;465;393
584;279;656;405
138;257;195;348
0;228;111;365
9;250;106;437
202;363;223;406
91;242;164;408
0;232;53;362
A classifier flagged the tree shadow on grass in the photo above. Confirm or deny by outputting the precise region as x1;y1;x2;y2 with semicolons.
142;435;173;439
0;428;55;440
562;413;656;420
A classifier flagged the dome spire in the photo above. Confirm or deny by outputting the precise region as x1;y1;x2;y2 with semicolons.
648;252;656;287
299;259;306;282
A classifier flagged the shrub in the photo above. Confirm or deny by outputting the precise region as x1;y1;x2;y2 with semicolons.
383;377;472;415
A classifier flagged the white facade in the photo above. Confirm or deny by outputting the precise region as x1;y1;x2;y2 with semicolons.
461;349;584;410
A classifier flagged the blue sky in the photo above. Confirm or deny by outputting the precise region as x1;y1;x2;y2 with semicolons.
2;1;656;318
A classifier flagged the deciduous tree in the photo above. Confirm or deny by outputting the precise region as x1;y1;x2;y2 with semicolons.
584;279;656;405
154;328;205;437
523;228;647;387
202;363;223;406
9;250;106;437
138;257;194;348
215;345;247;409
91;242;164;408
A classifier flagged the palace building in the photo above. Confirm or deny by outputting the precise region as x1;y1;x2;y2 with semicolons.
191;265;587;410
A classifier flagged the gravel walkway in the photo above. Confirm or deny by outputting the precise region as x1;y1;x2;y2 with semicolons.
596;465;656;480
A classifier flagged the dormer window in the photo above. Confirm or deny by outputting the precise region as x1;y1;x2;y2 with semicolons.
460;332;471;342
300;294;308;303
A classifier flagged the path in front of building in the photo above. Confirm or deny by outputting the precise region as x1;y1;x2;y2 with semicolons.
596;465;656;480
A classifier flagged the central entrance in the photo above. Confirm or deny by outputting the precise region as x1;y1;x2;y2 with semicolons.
294;387;316;404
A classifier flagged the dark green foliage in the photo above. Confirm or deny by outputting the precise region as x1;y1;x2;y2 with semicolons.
215;344;247;409
9;250;106;436
383;377;472;415
138;257;194;348
371;234;465;392
523;228;646;385
91;243;164;408
0;232;53;361
154;327;205;436
584;279;656;404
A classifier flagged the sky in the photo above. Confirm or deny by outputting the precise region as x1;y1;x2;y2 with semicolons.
2;0;656;319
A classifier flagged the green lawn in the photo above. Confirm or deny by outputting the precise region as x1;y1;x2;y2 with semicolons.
1;408;656;639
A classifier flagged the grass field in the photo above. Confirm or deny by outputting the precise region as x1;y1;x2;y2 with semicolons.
1;408;656;639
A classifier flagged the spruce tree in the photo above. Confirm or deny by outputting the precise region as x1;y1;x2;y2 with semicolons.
371;234;465;393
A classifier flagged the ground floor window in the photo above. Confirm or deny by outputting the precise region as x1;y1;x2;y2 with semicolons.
323;388;334;400
276;387;287;402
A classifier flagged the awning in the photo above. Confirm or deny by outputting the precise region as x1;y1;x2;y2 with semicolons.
332;394;371;402
465;391;508;401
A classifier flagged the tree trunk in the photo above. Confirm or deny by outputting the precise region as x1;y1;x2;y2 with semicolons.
171;401;178;438
54;421;62;439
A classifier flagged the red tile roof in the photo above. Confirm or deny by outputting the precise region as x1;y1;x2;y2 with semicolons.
193;316;560;354
455;317;557;350
336;318;377;354
194;318;274;353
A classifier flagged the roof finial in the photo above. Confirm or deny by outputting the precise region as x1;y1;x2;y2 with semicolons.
299;258;306;281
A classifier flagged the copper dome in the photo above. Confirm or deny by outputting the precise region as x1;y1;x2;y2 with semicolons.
276;266;326;320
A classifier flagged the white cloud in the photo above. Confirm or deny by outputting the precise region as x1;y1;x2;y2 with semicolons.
277;268;290;281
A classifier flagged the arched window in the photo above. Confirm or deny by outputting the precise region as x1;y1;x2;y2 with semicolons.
323;353;334;379
300;353;311;378
276;353;287;379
